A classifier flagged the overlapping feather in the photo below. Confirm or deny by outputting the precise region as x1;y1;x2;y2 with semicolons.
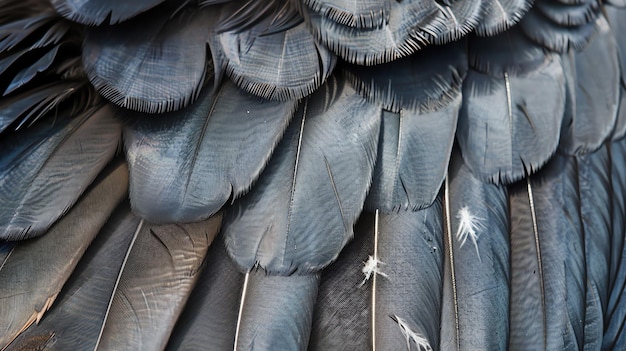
124;81;297;223
222;73;380;274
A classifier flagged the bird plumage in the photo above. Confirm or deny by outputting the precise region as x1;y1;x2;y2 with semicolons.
1;0;626;350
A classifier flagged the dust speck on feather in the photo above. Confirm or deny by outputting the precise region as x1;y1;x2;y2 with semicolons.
360;255;388;286
455;206;483;259
393;315;432;351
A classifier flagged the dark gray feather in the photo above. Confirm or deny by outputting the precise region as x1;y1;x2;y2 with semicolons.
51;0;167;25
309;214;372;351
94;215;222;350
603;138;626;350
372;200;444;351
5;202;138;351
166;237;244;351
214;1;335;101
440;151;510;350
457;54;566;183
577;145;611;350
534;0;598;27
559;17;620;155
365;100;459;212
222;74;380;274
520;8;597;52
124;81;296;223
475;0;532;36
0;162;128;349
234;271;319;351
4;44;60;95
300;0;390;28
0;105;121;240
82;5;211;113
508;153;585;350
297;0;444;65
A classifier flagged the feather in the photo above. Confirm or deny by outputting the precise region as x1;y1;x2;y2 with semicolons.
4;44;60;95
440;151;510;350
51;0;167;25
94;215;222;350
0;162;128;349
520;8;598;52
82;5;211;113
124;80;296;223
297;0;444;65
214;1;336;101
0;104;121;240
300;0;390;28
428;0;483;45
0;80;88;133
534;0;598;26
577;145;611;350
559;17;620;155
365;100;459;212
343;41;467;114
604;5;626;141
166;237;244;351
4;202;138;351
469;27;550;77
371;199;445;351
457;53;566;183
308;214;372;351
233;270;319;351
603;137;626;350
344;42;464;211
222;73;380;274
508;153;585;350
475;0;533;36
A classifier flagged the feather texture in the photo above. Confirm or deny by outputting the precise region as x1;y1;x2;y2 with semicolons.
51;0;167;25
440;151;510;350
476;0;533;36
166;237;244;351
300;0;390;28
94;214;221;350
457;53;565;183
82;5;211;113
577;145;611;350
309;215;372;350
0;162;128;349
0;104;121;240
124;81;296;223
372;199;445;351
214;1;336;101
508;153;585;350
5;202;138;351
222;74;380;274
559;17;620;155
234;270;319;351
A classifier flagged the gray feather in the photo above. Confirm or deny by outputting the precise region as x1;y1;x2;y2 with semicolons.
297;0;445;65
365;99;459;212
457;54;566;183
51;0;166;25
520;7;598;52
509;153;585;350
166;238;244;351
234;271;319;351
603;138;626;350
4;44;59;95
82;5;211;113
577;145;611;351
301;0;390;28
5;202;138;351
559;17;620;155
222;74;380;274
124;81;296;223
373;200;445;351
440;151;510;350
534;0;598;27
476;0;532;36
215;2;336;101
94;215;222;350
0;105;121;240
0;162;128;349
309;215;372;351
